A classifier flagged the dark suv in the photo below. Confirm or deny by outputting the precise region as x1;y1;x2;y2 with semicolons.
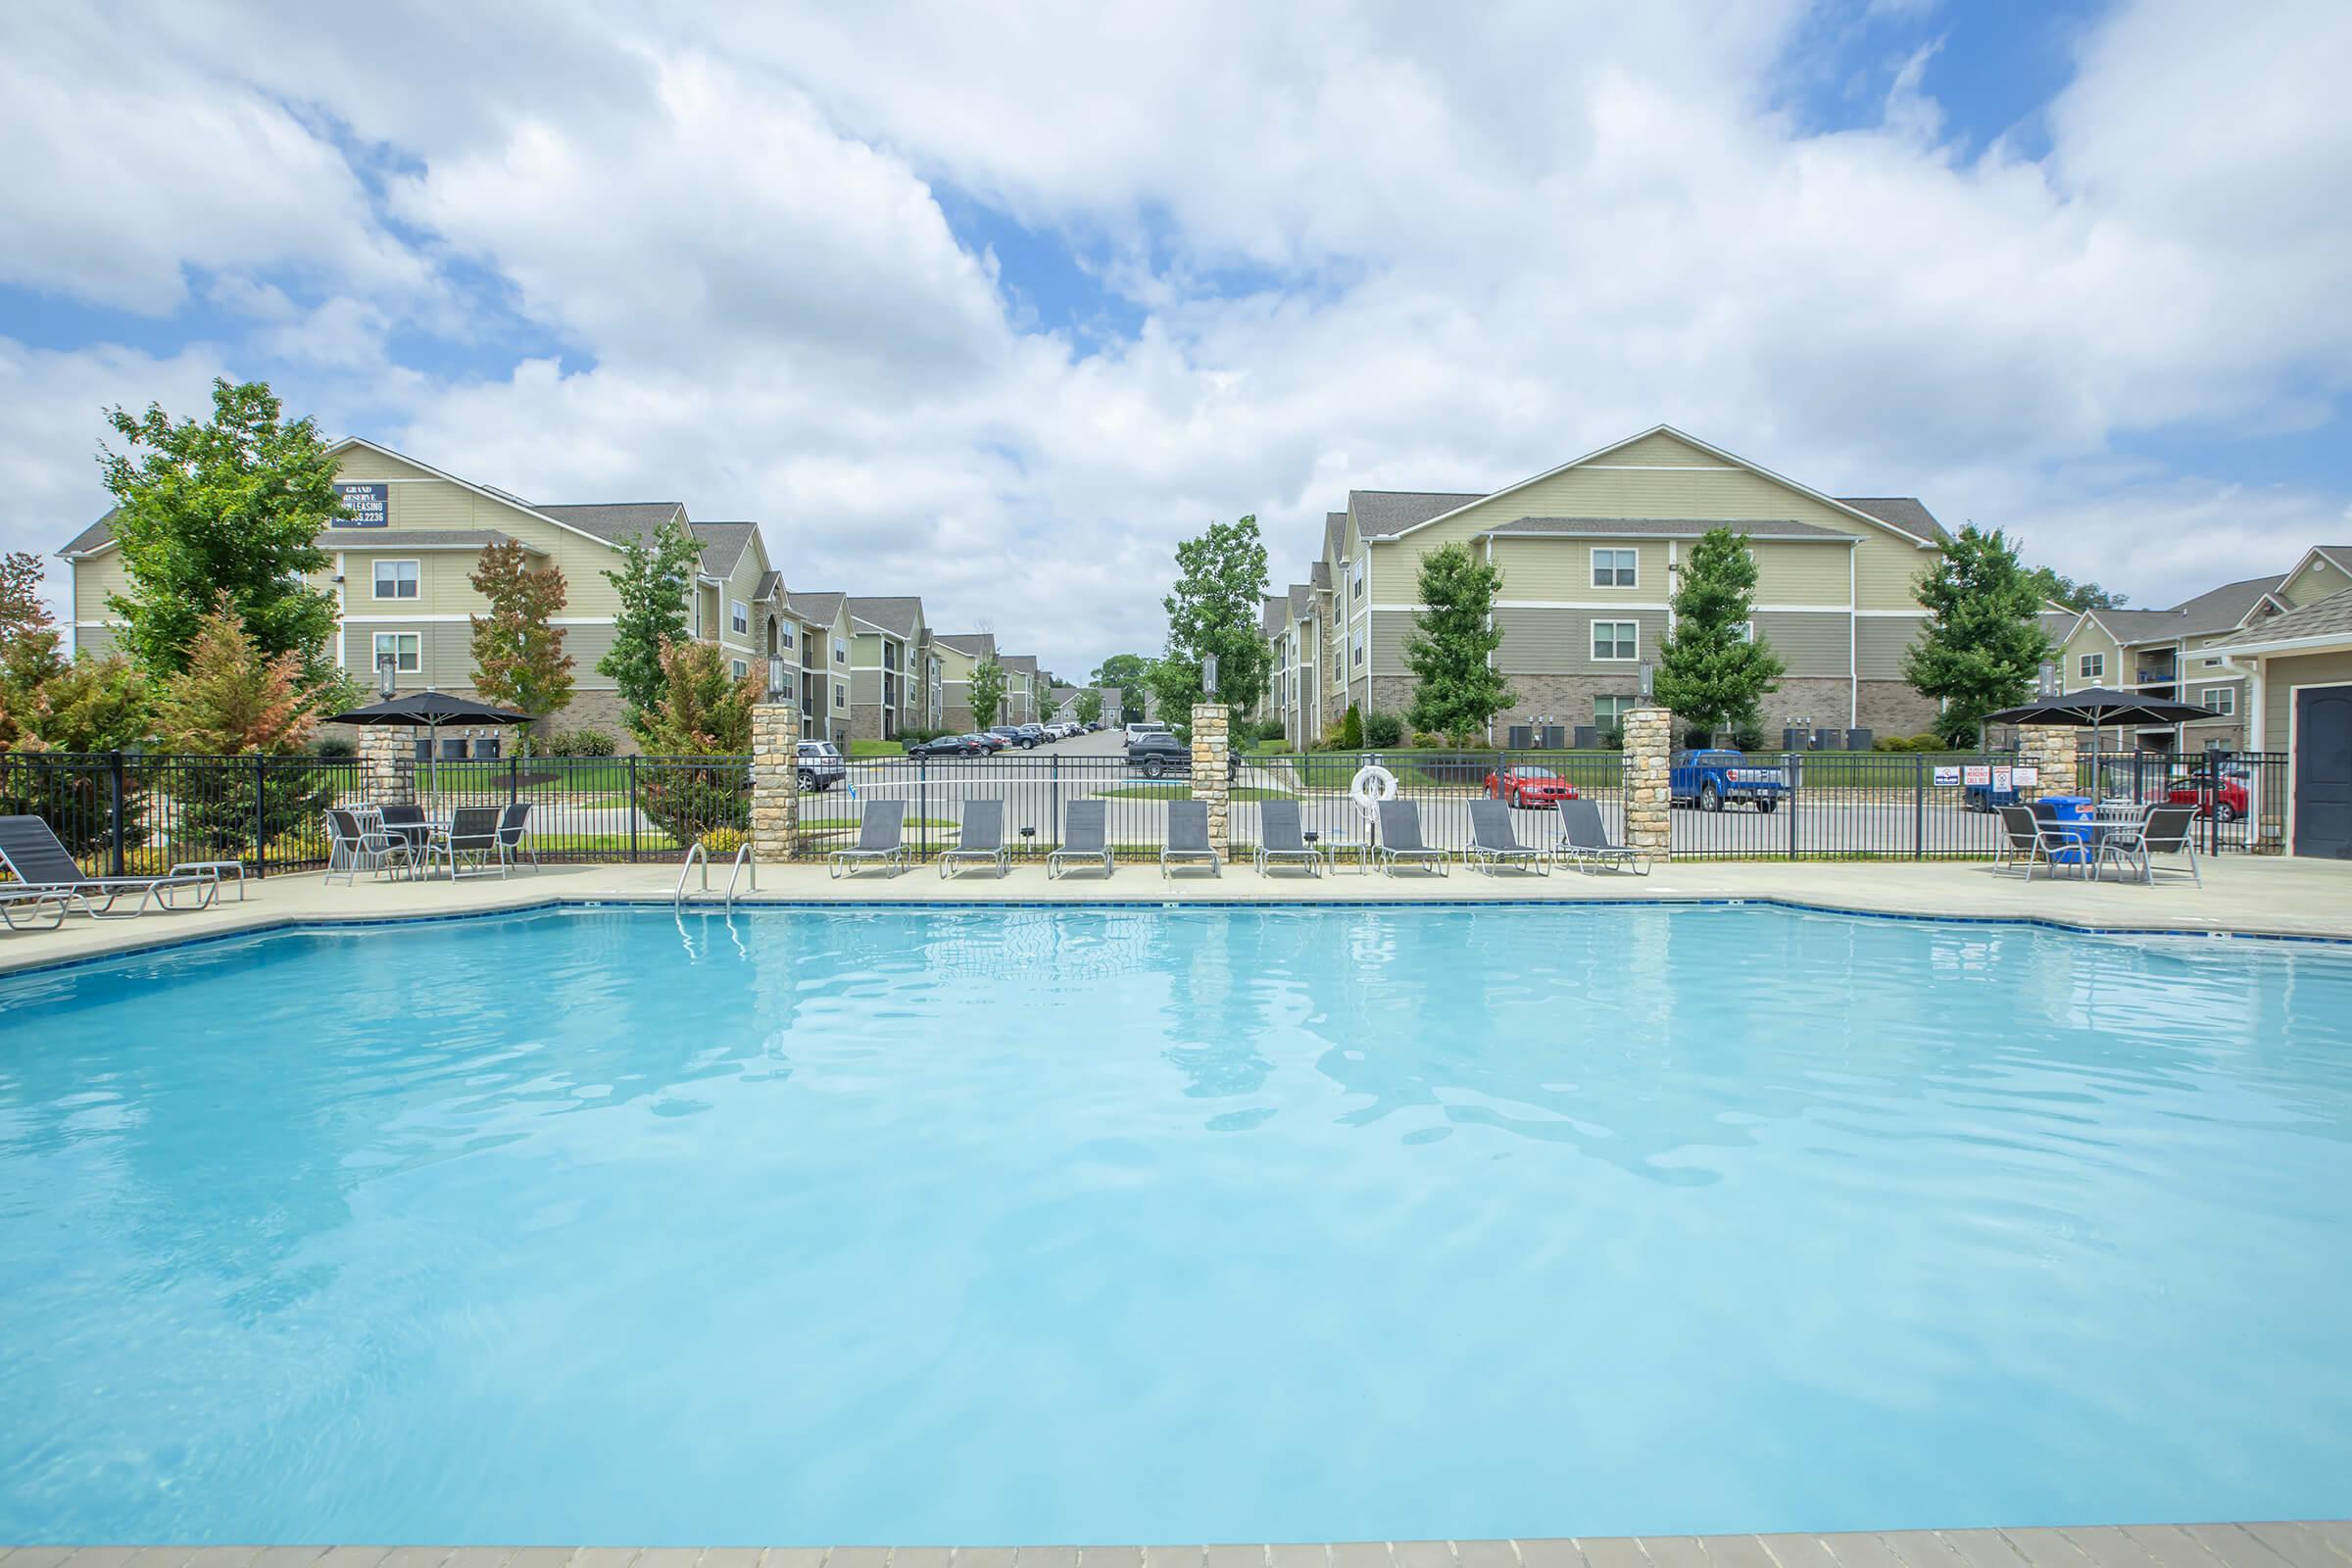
1127;732;1191;778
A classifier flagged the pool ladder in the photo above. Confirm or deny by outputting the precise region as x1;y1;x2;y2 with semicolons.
675;841;757;909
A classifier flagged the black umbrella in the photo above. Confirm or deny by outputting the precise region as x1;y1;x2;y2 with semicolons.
1982;687;2219;761
321;691;532;796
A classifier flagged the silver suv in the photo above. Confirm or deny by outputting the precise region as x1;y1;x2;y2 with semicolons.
796;740;846;791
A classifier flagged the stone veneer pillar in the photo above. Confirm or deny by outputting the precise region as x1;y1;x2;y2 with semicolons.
750;703;801;863
2014;723;2081;804
356;725;415;807
1621;705;1673;861
1191;702;1231;856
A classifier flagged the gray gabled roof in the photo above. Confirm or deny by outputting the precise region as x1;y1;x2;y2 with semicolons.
1834;497;1950;545
2164;572;2290;636
754;570;783;602
1478;515;1849;541
999;653;1039;677
687;520;758;578
532;502;689;543
845;596;925;641
785;591;846;628
1322;511;1347;561
1261;595;1286;637
1350;490;1484;538
935;632;995;660
1287;583;1313;620
1308;561;1331;591
2206;585;2352;651
2038;610;2082;643
58;508;120;557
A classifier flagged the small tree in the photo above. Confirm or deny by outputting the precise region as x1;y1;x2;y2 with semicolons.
469;541;575;754
1337;702;1363;750
1402;542;1513;741
1906;524;2054;747
968;659;1005;729
1039;688;1060;724
598;517;703;719
1654;527;1786;738
149;602;335;861
0;552;66;749
631;638;761;848
99;379;343;682
1152;515;1273;720
1073;689;1103;726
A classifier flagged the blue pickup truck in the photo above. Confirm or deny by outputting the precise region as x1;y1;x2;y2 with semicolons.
1669;749;1790;812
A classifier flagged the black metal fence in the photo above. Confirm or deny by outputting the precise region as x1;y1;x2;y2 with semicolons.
2074;749;2286;855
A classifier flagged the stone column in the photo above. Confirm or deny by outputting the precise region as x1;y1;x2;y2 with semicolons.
356;726;415;807
2015;723;2080;803
750;703;801;864
1191;702;1231;856
1622;705;1673;861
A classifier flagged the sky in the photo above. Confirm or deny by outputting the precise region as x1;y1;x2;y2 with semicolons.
4;0;2349;678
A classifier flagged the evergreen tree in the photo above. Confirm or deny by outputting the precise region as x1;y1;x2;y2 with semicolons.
1905;524;2054;747
1654;527;1785;737
598;518;703;718
1402;542;1513;740
469;540;575;754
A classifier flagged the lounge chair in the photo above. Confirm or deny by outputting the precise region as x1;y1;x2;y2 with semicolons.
0;814;217;919
1465;799;1547;875
421;806;506;880
324;807;415;885
1048;799;1114;880
1253;798;1320;876
828;799;907;878
1374;800;1449;876
1;887;83;930
2098;803;2200;887
496;802;539;873
1161;799;1222;878
1555;799;1648;875
941;799;1010;878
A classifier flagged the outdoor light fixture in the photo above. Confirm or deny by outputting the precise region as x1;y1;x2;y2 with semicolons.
2038;660;2059;696
377;652;398;698
1201;654;1219;696
1639;661;1655;700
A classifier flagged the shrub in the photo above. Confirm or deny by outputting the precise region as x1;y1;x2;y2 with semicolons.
639;765;750;849
546;725;617;757
1730;721;1766;753
312;736;356;759
1411;730;1444;749
1598;723;1625;752
1249;717;1287;744
1361;710;1404;749
698;825;748;856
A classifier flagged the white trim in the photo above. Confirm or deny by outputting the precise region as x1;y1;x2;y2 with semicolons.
1590;546;1640;589
370;558;422;601
1383;423;1945;549
1848;549;1859;726
1852;608;1931;618
1574;464;1740;471
2207;627;2352;658
333;550;347;669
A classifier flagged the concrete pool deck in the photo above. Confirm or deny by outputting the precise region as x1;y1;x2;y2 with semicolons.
4;853;2351;975
3;1527;2350;1568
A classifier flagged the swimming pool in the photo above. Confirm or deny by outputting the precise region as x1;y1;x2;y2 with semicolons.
2;904;2349;1545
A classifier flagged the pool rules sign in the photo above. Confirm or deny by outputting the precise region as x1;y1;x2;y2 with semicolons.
332;481;389;526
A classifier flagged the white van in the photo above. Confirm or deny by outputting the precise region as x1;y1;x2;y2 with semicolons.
1123;720;1169;745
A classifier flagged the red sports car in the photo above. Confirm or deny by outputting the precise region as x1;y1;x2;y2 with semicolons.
1485;764;1580;808
2164;772;2250;821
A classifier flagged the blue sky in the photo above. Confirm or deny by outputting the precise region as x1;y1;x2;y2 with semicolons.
3;0;2347;665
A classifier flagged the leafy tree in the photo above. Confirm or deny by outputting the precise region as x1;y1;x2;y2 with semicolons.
598;517;703;718
1073;689;1103;726
1402;542;1513;740
630;638;761;846
968;659;1005;729
2022;564;2128;612
1093;653;1152;690
149;601;336;862
1038;688;1060;723
98;379;343;681
1907;524;2054;747
1;552;66;748
1151;514;1272;722
469;541;575;754
1654;527;1786;737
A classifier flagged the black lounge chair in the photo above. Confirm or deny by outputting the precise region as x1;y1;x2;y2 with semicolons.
0;814;217;919
1161;800;1221;878
1556;800;1648;875
1374;800;1449;876
1466;800;1547;875
941;799;1010;878
1048;800;1114;879
1253;798;1320;876
829;799;907;877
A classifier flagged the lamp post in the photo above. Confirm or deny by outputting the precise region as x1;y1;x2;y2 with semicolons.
377;652;398;700
1201;654;1219;698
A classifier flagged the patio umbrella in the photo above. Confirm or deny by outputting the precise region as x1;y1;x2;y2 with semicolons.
1981;688;2219;770
320;691;532;798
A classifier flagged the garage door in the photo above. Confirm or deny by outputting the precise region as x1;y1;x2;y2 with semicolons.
2294;685;2352;858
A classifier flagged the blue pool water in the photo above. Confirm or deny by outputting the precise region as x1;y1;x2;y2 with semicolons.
2;905;2350;1545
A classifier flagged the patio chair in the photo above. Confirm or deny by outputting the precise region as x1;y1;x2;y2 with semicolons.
1047;799;1114;880
1994;805;2059;879
496;802;539;873
941;799;1010;878
2099;804;2200;887
828;799;907;878
1161;800;1222;878
1555;799;1648;875
0;814;217;919
1252;798;1320;876
1465;799;1547;875
1374;800;1449;876
377;802;431;862
421;806;506;881
324;807;415;886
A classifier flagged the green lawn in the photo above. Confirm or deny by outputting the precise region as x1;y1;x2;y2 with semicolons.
848;739;906;757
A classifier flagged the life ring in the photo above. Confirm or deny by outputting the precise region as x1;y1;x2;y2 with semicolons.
1349;763;1398;822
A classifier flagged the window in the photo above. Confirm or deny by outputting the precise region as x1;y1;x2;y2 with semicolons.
1729;620;1754;643
372;560;419;600
731;599;749;636
1592;548;1638;588
1351;628;1366;668
780;623;795;649
2079;652;2105;681
372;632;419;673
1350;558;1365;600
834;638;848;664
2200;685;2236;716
1592;620;1639;662
834;682;847;706
2202;656;2222;667
1594;695;1637;726
731;659;750;680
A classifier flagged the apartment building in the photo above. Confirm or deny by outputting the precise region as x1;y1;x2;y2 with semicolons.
844;597;936;741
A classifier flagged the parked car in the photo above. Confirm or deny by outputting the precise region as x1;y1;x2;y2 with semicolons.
1127;732;1191;777
1485;764;1580;808
2165;770;2250;821
907;733;980;760
986;725;1035;750
1668;749;1788;812
1016;723;1048;746
796;740;846;792
969;731;1009;753
1125;720;1169;745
